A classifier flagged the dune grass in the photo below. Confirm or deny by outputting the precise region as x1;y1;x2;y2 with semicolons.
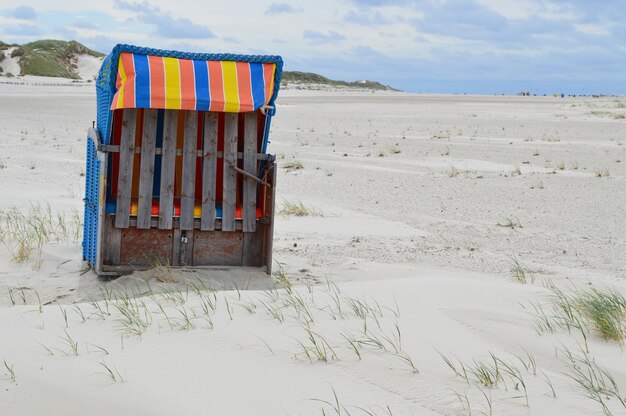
532;284;626;344
575;288;626;342
509;256;535;284
560;346;625;415
439;351;530;406
283;159;304;171
0;204;82;267
279;200;322;217
3;359;16;382
98;361;125;383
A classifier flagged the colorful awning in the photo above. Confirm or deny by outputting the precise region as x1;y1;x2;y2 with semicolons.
111;52;276;113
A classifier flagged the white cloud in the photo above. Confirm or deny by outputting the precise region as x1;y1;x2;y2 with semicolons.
574;24;610;37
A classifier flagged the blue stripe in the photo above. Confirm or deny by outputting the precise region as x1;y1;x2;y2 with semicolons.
250;63;265;110
194;60;210;111
134;54;150;108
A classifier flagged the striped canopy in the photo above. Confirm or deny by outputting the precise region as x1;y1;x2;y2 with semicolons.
111;52;276;113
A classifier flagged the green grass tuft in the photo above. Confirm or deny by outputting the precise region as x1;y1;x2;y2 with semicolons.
574;288;626;342
279;200;322;217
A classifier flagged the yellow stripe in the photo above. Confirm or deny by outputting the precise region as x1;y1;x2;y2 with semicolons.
222;61;239;112
117;57;127;108
163;57;181;109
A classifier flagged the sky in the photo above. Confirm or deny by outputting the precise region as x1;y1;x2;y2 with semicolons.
0;0;624;94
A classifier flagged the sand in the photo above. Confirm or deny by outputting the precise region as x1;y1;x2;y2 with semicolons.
0;82;625;415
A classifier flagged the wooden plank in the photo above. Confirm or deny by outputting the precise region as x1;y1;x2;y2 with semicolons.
172;228;181;266
100;144;271;160
180;111;198;231
102;264;267;274
243;226;264;267
159;110;177;229
171;228;195;266
180;230;194;266
137;109;158;229
129;217;244;231
242;112;258;232
103;215;121;266
115;109;136;229
201;112;218;231
265;161;277;275
222;113;238;232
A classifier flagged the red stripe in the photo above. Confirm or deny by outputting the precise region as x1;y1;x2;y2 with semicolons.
148;55;165;108
111;91;119;109
236;62;253;112
207;61;224;112
179;59;196;110
111;71;122;109
120;53;136;107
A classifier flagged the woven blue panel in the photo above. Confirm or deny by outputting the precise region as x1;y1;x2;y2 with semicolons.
82;138;100;265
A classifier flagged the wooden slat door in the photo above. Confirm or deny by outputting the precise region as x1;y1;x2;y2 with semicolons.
115;109;136;229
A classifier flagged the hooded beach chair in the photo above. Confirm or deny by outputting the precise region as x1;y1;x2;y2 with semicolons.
82;45;283;275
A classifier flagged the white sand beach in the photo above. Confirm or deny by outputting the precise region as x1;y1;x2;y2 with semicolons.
1;82;625;415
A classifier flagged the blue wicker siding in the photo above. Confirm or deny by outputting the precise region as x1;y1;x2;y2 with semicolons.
82;137;100;263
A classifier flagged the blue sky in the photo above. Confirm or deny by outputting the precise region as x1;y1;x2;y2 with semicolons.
1;0;624;94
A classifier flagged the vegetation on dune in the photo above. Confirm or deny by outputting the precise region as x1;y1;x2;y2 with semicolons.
279;200;322;217
532;283;626;344
3;39;103;79
281;70;399;91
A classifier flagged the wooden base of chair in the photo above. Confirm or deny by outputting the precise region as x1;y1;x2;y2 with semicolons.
99;215;274;276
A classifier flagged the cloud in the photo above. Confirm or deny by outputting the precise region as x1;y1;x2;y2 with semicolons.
9;5;36;20
303;30;346;44
414;0;508;41
80;35;119;54
265;3;299;15
0;24;42;36
222;36;240;44
115;0;215;39
344;10;389;25
409;0;609;51
344;0;407;6
72;20;99;30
